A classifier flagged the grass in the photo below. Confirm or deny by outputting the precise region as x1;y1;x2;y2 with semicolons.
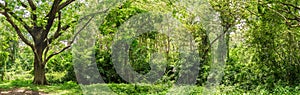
0;80;81;94
1;80;300;95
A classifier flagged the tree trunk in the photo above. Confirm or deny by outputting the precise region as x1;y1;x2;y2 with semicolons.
32;46;48;85
0;68;3;81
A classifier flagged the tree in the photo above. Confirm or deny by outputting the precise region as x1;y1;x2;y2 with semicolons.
249;0;300;86
209;0;300;88
0;23;9;81
0;18;19;81
0;0;81;85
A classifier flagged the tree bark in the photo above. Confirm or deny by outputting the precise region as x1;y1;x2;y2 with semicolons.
32;41;48;85
33;58;47;85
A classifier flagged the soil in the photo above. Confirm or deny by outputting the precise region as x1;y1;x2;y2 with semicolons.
0;88;49;95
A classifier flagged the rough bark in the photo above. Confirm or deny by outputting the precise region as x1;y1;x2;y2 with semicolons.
33;57;47;85
32;36;48;85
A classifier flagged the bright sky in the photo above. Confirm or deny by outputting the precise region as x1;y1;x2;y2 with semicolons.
0;0;4;5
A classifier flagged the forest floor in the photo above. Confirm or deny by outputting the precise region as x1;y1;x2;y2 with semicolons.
0;88;48;95
1;80;300;95
0;80;81;95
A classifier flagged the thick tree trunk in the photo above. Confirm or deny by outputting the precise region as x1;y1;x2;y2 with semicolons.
32;46;48;85
33;62;47;85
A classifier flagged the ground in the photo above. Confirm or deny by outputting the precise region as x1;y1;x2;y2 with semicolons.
0;88;48;95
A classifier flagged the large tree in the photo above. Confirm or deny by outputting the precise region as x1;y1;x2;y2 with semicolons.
0;0;82;85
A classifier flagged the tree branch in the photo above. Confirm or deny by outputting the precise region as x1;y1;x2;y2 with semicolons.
44;0;61;33
47;11;70;44
47;8;110;45
0;2;33;47
203;23;232;56
210;25;231;47
77;8;110;23
26;0;38;26
264;5;292;24
1;3;32;34
45;15;95;63
290;23;300;27
278;2;300;10
53;11;62;40
287;17;300;22
48;22;73;44
43;38;50;64
0;3;5;12
44;0;75;28
17;0;28;8
27;0;36;10
7;11;32;32
264;4;300;28
44;7;109;63
1;12;34;48
58;0;75;10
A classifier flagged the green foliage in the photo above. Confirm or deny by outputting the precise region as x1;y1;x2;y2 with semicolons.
0;21;19;81
107;83;169;94
46;50;75;83
99;1;146;35
1;79;300;94
214;0;300;91
1;0;300;94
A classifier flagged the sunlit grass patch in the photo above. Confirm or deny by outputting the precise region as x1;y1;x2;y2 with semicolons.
0;80;81;94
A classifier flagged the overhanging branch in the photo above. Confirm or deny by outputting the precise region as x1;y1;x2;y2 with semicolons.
1;1;32;33
48;8;110;44
7;11;32;32
45;15;95;63
58;0;75;10
1;12;34;48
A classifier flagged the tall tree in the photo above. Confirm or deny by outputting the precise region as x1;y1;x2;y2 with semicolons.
0;0;81;85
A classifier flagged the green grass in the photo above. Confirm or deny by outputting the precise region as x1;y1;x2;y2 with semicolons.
0;80;81;94
1;80;300;95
